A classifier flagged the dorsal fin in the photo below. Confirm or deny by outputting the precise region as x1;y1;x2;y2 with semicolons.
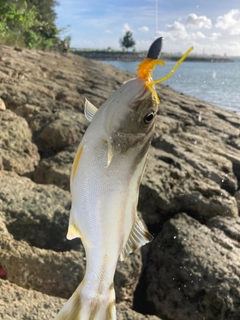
84;99;98;122
120;217;153;261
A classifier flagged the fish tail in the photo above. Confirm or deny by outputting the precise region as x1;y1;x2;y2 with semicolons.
54;282;116;320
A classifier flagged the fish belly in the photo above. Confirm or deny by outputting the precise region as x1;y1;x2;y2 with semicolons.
71;138;142;283
58;136;146;320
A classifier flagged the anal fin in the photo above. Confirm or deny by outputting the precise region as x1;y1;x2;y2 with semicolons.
67;216;93;247
120;217;153;261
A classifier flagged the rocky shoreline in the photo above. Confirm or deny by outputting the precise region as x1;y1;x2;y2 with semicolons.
0;45;240;320
73;51;234;62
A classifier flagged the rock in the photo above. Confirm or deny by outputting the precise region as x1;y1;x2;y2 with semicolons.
0;280;160;320
146;213;240;320
0;171;73;251
0;232;85;299
37;110;87;154
0;171;142;306
139;145;238;226
0;110;39;175
138;102;240;225
116;303;161;320
0;279;64;320
0;46;132;113
15;105;88;155
235;190;240;213
33;145;76;190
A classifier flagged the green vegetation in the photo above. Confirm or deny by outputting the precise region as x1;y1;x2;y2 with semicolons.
0;0;68;50
119;31;136;51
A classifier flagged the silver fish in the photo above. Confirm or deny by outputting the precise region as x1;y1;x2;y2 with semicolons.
54;38;192;320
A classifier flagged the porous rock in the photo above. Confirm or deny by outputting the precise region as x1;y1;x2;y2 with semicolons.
33;145;76;190
139;97;240;225
0;110;39;175
234;190;240;213
15;104;88;154
146;213;240;320
0;280;160;320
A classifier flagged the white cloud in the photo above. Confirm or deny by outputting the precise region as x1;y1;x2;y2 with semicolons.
105;29;112;34
228;41;240;48
186;13;212;29
121;23;132;33
194;31;206;39
208;32;222;41
166;21;188;39
215;9;240;35
166;21;185;32
138;26;149;32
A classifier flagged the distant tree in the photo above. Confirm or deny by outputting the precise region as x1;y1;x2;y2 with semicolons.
120;31;135;51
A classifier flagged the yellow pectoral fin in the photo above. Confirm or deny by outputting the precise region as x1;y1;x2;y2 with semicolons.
71;145;83;181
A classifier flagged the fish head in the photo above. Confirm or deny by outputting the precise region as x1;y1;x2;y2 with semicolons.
121;77;158;134
101;76;157;152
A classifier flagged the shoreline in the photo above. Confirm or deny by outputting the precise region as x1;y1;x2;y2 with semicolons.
72;51;234;63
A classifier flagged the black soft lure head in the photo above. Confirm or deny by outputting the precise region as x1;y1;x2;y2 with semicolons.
147;37;163;59
137;37;194;104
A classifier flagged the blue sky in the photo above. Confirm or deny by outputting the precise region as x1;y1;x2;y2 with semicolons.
55;0;240;56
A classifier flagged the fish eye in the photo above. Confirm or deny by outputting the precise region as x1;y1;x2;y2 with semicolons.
143;110;155;124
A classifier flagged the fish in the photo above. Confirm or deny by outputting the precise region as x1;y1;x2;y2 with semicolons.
54;38;193;320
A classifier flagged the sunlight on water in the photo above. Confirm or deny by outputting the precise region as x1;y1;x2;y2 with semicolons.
100;60;240;114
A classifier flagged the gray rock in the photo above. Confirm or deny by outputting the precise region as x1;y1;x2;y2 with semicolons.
33;145;76;190
0;46;132;114
0;279;64;320
138;100;240;225
139;145;238;226
38;110;87;153
146;213;240;320
0;110;39;175
15;104;88;154
0;280;160;320
0;171;72;252
235;190;240;213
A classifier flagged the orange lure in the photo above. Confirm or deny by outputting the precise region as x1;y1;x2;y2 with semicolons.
137;44;194;104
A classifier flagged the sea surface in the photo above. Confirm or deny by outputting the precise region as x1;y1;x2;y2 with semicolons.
100;59;240;114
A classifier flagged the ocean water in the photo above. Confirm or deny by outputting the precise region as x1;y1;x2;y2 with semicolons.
100;59;240;114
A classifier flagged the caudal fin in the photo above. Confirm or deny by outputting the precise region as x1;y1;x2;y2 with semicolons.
54;283;116;320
